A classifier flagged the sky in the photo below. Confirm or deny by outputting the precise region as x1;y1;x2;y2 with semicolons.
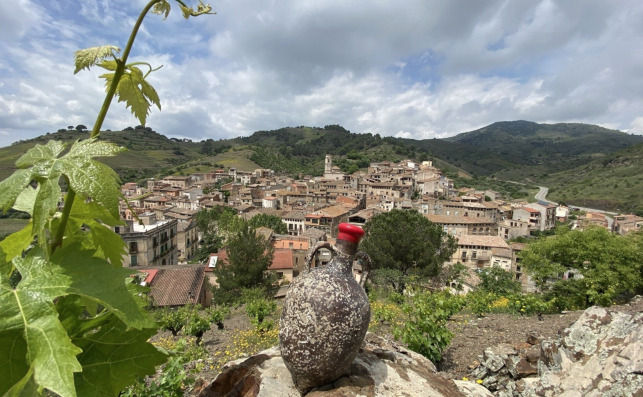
1;0;643;148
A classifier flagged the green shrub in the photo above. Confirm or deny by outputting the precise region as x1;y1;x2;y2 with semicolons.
123;338;207;397
507;293;554;315
207;305;230;329
394;291;464;362
184;315;211;345
158;307;189;336
246;298;277;328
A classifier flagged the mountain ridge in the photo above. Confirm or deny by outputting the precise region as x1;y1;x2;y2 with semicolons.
2;121;641;212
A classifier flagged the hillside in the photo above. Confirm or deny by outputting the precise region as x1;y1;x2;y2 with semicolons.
2;121;641;211
540;143;643;214
444;120;643;178
1;128;209;182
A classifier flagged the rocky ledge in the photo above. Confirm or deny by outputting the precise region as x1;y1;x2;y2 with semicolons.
195;332;492;396
470;297;643;396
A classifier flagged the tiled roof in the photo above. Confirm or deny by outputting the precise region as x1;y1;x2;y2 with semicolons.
283;210;307;220
425;215;496;224
349;208;384;221
316;205;350;218
491;248;512;258
269;249;294;270
148;266;205;307
457;235;509;249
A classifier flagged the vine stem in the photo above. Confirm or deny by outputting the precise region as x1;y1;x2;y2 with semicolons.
53;0;161;254
51;184;75;253
90;0;162;139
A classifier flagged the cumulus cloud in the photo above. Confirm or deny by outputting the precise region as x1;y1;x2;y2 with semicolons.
1;0;642;148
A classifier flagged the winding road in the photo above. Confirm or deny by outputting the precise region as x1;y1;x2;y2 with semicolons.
534;186;616;229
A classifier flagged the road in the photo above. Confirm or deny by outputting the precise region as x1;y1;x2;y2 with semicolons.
535;186;551;203
534;186;616;229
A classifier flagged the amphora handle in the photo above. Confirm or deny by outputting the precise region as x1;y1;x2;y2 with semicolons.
303;242;371;290
304;241;338;271
355;251;371;289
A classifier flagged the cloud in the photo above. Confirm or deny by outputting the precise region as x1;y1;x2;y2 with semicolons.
1;0;643;149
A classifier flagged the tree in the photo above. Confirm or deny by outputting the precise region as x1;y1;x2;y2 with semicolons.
194;205;242;261
521;227;643;307
75;124;88;131
212;224;276;304
360;209;457;293
477;267;521;295
201;139;214;155
248;213;287;234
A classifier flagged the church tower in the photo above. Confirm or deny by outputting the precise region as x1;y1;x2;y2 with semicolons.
325;154;332;174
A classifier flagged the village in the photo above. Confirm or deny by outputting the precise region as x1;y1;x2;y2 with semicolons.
117;154;643;308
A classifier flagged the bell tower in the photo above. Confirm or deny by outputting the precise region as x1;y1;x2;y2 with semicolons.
325;154;332;174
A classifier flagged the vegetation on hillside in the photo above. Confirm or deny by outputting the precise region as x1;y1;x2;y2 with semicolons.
541;143;643;214
4;119;641;210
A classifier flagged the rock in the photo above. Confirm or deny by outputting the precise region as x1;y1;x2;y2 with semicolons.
452;380;494;397
468;301;643;396
525;346;541;364
506;356;537;379
526;306;643;396
197;333;492;397
526;331;541;345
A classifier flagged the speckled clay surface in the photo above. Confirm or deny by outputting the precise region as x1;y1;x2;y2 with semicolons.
279;233;371;394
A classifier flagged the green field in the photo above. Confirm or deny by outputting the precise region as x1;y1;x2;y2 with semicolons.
0;218;29;238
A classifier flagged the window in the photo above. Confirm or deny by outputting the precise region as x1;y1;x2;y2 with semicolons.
130;255;137;266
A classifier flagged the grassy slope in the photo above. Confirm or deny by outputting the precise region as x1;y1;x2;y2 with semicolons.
0;218;29;236
541;143;643;213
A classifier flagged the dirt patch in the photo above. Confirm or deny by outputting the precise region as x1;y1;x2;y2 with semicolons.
438;298;643;379
438;311;582;379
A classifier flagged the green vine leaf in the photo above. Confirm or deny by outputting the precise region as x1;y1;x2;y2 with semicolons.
74;45;121;74
1;243;154;396
67;196;126;267
152;0;171;20
13;185;38;215
47;243;153;329
72;315;167;396
2;139;125;238
0;224;33;278
0;254;83;397
0;169;32;212
3;368;38;397
98;60;118;72
100;66;161;125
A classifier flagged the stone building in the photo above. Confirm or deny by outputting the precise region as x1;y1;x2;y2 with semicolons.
116;213;178;267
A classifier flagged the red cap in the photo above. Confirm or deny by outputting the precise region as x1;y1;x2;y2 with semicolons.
337;223;365;244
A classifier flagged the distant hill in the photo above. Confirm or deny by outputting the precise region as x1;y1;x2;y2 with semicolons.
443;121;643;178
541;142;643;214
1;121;641;211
